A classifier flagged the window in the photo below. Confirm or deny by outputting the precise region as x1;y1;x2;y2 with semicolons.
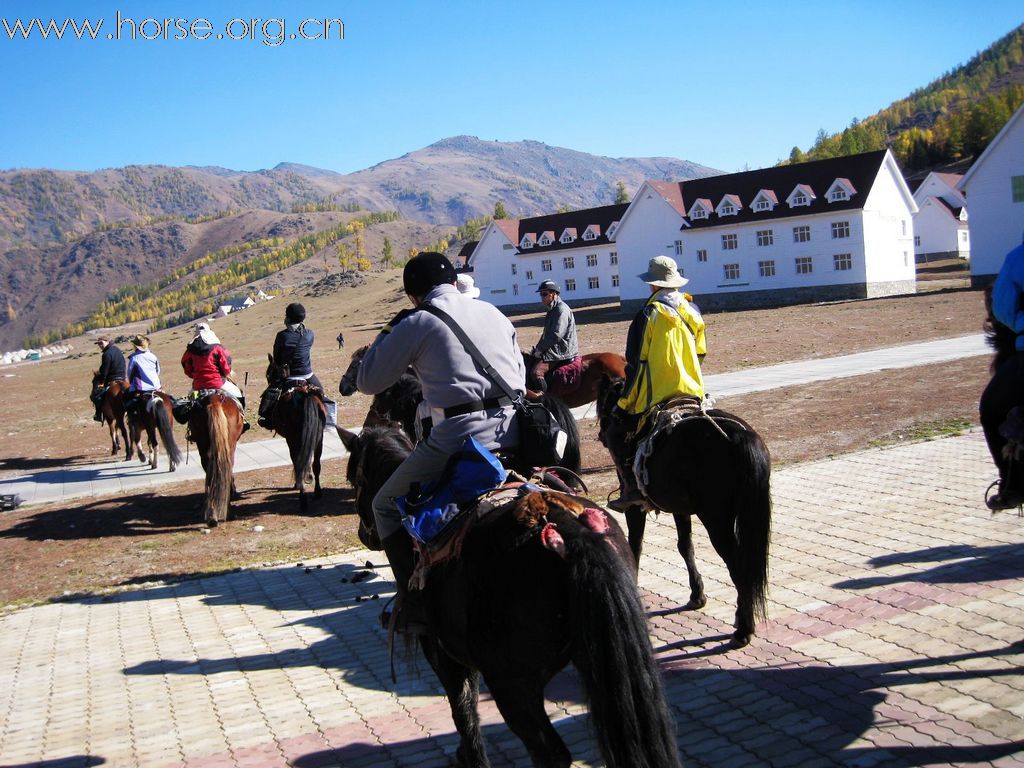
901;220;907;236
697;249;708;262
754;199;772;212
560;230;576;244
831;221;850;239
829;188;848;202
756;229;774;247
759;260;775;277
793;225;810;243
563;256;575;269
511;264;517;275
720;202;736;215
539;234;553;246
722;234;738;250
588;276;600;290
793;193;808;206
675;240;684;255
512;284;519;296
611;274;620;287
961;231;969;242
1013;175;1024;203
525;270;533;281
690;207;708;220
795;256;813;274
521;240;534;250
565;279;576;291
723;263;740;280
503;243;514;250
541;260;552;272
833;253;852;271
914;235;921;247
586;254;598;267
609;251;618;265
583;228;598;241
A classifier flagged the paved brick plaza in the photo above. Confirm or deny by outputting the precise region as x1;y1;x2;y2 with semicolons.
1;430;1022;767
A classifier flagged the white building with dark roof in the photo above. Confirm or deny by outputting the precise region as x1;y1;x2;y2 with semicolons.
960;102;1024;282
910;172;969;262
612;149;918;310
469;204;628;310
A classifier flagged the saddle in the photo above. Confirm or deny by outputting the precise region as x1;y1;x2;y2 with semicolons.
173;388;243;425
546;355;584;398
408;480;607;590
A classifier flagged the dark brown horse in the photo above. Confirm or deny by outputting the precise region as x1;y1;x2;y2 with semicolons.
265;355;326;512
90;371;130;460
337;424;681;768
126;391;182;471
597;377;772;647
187;392;244;526
339;345;420;434
525;351;626;408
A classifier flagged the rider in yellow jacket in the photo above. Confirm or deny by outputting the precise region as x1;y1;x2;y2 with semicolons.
607;255;706;511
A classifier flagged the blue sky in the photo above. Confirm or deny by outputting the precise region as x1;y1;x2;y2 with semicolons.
1;2;1021;175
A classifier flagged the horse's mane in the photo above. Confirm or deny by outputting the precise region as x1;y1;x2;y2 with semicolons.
346;426;414;488
984;284;1017;373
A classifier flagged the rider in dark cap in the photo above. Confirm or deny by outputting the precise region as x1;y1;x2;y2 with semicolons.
257;301;325;429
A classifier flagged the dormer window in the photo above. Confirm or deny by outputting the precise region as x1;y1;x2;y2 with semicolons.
786;184;816;208
520;233;536;249
752;189;778;212
716;194;742;217
606;221;619;239
826;178;856;203
582;224;601;241
538;231;554;246
559;228;577;244
688;198;712;220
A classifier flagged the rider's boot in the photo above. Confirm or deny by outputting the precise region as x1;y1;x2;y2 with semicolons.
380;529;429;635
608;479;653;512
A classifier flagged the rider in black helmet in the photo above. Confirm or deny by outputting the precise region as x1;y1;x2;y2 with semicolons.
257;302;325;430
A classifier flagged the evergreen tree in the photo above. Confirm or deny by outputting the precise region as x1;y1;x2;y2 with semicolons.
614;180;629;204
493;201;509;220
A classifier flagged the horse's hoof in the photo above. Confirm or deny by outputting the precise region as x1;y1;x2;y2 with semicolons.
730;631;752;648
683;596;707;611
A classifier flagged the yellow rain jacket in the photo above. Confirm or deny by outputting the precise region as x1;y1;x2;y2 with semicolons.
617;291;706;415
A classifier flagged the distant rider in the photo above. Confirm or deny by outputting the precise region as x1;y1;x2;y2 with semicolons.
124;335;161;419
981;231;1024;510
525;280;578;396
605;255;706;512
91;336;127;422
258;303;324;430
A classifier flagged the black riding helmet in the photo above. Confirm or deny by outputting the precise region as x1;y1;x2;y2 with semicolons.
403;251;457;297
285;302;306;324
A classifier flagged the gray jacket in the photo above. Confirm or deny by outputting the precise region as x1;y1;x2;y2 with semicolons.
357;284;525;453
531;295;578;361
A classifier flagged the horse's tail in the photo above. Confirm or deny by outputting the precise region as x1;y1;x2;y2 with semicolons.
566;524;681;768
732;428;772;623
540;393;581;474
294;393;324;488
206;402;234;522
153;398;182;467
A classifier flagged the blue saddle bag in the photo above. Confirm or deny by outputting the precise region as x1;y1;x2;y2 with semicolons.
396;436;508;545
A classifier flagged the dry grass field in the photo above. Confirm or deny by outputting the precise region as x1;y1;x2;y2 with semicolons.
0;260;991;608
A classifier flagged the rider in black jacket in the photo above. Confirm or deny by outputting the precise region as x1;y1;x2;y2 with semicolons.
258;303;324;429
91;336;127;422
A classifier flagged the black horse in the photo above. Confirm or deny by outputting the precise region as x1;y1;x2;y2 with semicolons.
337;424;681;768
597;377;772;647
266;355;326;512
339;345;583;477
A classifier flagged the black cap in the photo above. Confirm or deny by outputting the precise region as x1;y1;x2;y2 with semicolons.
537;280;561;294
403;252;457;297
285;302;306;323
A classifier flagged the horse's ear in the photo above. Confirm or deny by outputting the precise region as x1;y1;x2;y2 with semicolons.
268;353;274;364
336;426;359;453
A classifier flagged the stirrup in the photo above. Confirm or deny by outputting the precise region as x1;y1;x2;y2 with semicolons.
985;479;1024;513
608;492;652;513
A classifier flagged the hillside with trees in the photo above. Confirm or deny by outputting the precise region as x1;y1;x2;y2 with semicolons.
785;24;1024;172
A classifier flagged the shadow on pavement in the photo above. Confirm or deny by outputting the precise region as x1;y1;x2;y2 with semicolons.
834;542;1024;590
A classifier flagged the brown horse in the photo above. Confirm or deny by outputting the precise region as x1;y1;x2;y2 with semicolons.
597;376;772;647
526;351;626;408
187;392;244;526
338;424;682;768
90;371;130;460
265;355;326;512
126;391;182;471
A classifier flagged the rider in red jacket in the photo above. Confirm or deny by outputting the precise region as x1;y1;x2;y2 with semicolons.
181;323;250;430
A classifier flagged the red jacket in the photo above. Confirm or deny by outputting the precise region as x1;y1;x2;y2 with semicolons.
181;340;232;390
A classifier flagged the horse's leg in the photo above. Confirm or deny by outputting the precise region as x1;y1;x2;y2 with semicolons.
624;506;647;564
148;423;158;470
486;674;570;768
107;416;119;456
699;511;753;647
118;416;130;462
313;436;323;499
418;636;489;768
673;512;707;612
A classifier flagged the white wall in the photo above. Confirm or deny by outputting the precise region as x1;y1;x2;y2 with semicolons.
862;162;917;284
914;200;968;257
913;173;965;207
615;185;689;303
964;113;1024;277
